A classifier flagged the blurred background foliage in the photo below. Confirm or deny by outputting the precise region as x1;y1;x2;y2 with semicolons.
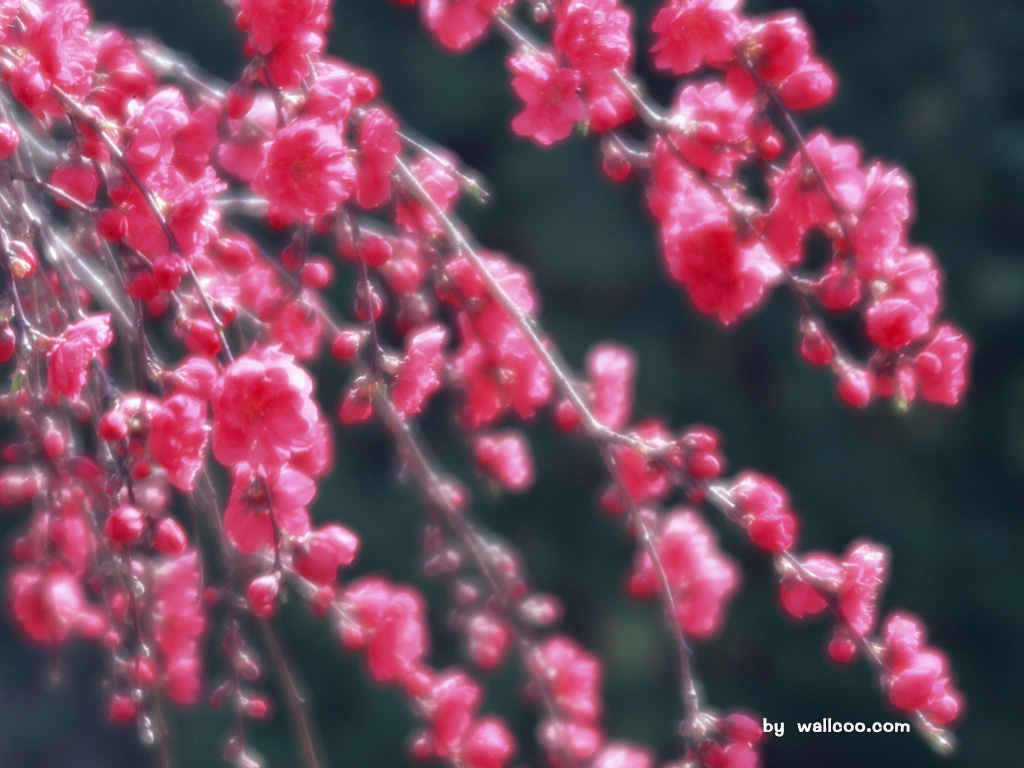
2;0;1023;766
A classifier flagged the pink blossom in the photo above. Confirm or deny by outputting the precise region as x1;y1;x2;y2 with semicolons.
590;743;655;768
657;174;781;324
882;612;963;725
669;81;756;177
149;394;209;491
472;430;535;493
651;0;743;75
421;0;511;53
343;576;429;684
508;50;584;147
47;314;113;402
392;324;448;417
915;323;971;406
236;0;330;55
838;540;889;637
223;462;315;553
356;107;400;209
554;0;633;78
778;553;842;619
394;155;461;235
628;509;740;639
731;471;800;552
7;566;105;645
294;524;360;584
253;119;355;224
606;420;672;510
217;92;278;183
424;669;517;768
533;635;603;722
50;162;97;205
586;342;636;430
767;131;866;263
211;346;322;468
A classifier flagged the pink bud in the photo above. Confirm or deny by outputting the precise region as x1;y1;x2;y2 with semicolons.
105;505;145;545
247;574;280;615
153;518;188;555
153;253;187;292
836;364;874;408
331;329;362;361
0;122;19;159
360;235;392;268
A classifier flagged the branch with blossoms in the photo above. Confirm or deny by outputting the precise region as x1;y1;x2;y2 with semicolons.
0;0;969;767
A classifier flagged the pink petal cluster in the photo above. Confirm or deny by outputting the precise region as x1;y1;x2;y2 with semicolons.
7;565;105;645
628;509;740;639
223;462;315;554
472;430;535;493
651;0;743;75
341;576;429;685
654;171;781;325
445;253;553;428
586;342;636;431
731;471;800;552
531;635;604;766
882;612;963;725
150;552;207;705
421;0;512;53
420;669;517;768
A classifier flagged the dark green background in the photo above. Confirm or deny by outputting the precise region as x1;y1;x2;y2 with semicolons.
2;0;1022;767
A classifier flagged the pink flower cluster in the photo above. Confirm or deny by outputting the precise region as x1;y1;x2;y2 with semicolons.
0;0;973;765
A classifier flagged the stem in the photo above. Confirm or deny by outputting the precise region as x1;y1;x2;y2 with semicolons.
257;618;328;768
